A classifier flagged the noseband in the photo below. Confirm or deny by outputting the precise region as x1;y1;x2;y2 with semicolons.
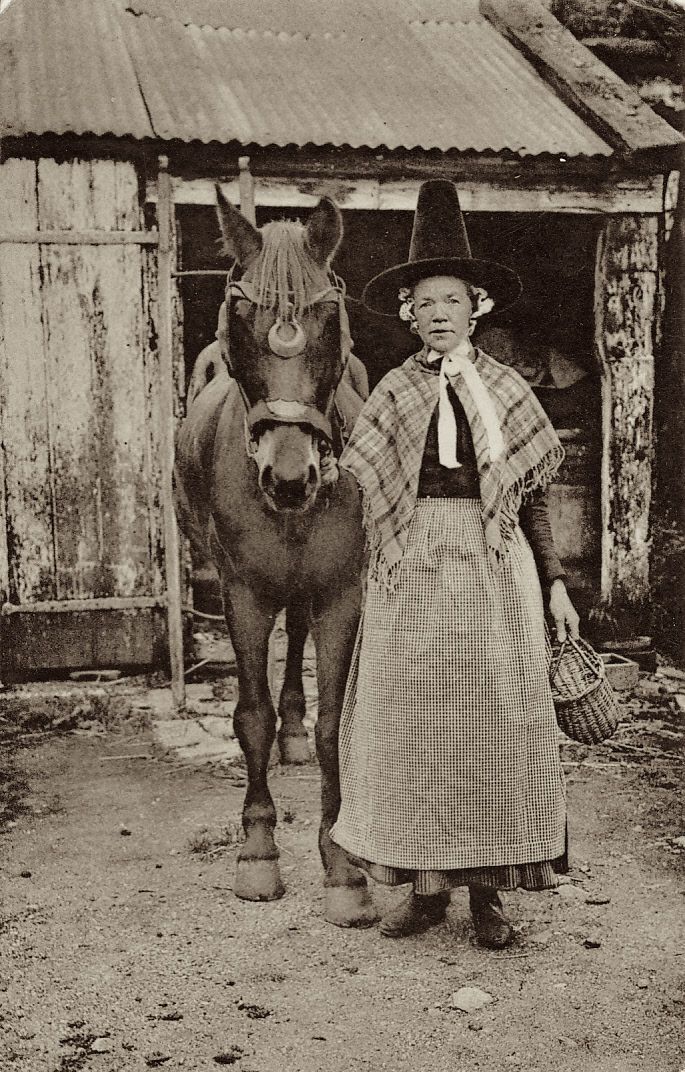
217;270;351;455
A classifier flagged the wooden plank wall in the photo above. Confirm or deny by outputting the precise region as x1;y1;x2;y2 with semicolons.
0;158;166;612
0;158;56;602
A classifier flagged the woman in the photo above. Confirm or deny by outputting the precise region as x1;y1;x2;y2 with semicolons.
330;181;580;949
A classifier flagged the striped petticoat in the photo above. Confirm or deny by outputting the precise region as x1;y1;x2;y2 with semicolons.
330;498;567;893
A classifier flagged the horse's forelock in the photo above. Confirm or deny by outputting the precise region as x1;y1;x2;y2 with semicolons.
248;220;332;319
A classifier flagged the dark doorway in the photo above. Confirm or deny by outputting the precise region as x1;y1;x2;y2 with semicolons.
176;204;602;601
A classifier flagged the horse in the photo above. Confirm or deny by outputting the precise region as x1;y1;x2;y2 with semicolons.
174;190;378;928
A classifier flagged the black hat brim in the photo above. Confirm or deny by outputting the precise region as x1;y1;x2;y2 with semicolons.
362;257;522;317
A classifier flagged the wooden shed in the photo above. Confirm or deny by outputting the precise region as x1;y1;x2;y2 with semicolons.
0;0;681;684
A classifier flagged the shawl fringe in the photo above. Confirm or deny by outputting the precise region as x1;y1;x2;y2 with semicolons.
500;445;566;539
362;489;408;591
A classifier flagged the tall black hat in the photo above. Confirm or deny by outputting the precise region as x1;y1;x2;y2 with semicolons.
362;180;521;316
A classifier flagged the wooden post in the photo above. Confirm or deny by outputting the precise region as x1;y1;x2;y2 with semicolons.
157;155;186;710
238;156;256;225
659;171;685;663
594;214;661;614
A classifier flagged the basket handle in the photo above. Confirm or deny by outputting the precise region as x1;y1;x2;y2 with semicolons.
550;635;602;684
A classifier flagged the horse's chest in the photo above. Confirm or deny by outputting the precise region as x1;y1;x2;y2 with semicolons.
213;489;362;597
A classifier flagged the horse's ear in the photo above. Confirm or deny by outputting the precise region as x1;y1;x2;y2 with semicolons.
304;197;343;267
215;185;263;268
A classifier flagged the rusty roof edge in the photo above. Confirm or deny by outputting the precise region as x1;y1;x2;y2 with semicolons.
480;0;683;155
3;132;646;181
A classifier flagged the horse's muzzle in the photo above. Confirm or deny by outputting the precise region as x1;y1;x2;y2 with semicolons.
253;424;323;513
259;463;321;513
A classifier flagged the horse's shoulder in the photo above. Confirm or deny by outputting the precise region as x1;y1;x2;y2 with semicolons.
344;351;370;401
176;368;236;473
198;339;222;363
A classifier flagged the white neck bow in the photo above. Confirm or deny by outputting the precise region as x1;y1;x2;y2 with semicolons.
427;346;505;469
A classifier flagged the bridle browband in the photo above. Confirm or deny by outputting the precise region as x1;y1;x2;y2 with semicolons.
217;268;352;454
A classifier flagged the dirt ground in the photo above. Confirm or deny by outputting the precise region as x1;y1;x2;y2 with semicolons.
1;666;684;1072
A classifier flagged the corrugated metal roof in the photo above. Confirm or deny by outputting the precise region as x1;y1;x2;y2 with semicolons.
123;9;613;154
417;21;611;155
0;0;154;140
118;0;483;34
0;0;613;155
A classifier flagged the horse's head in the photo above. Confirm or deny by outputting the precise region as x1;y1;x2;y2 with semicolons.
215;188;349;513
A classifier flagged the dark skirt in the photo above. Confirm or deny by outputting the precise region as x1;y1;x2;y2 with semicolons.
348;831;569;895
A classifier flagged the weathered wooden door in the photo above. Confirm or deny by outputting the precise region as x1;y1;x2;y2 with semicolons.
0;156;181;679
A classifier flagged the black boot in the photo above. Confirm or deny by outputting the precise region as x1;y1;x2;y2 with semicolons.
469;885;513;949
380;890;450;938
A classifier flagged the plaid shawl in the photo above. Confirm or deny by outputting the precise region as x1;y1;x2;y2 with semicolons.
341;348;564;586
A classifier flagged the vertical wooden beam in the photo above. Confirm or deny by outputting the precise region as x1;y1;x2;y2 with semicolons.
659;170;685;663
157;155;185;709
238;156;256;226
0;333;8;610
594;214;661;614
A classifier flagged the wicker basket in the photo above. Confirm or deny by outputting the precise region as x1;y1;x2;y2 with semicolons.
549;635;621;745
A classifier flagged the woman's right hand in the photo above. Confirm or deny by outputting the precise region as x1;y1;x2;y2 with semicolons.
549;579;580;643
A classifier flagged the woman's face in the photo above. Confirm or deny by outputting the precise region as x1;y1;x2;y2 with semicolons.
412;275;472;353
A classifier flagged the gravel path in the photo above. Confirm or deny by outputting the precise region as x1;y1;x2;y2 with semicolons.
1;666;683;1072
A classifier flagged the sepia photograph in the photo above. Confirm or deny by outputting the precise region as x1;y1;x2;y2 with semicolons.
0;1;683;1069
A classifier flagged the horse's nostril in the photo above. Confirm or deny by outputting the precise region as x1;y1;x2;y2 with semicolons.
307;463;319;487
273;478;309;508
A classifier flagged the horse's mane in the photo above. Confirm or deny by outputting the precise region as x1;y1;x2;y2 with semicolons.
249;221;332;320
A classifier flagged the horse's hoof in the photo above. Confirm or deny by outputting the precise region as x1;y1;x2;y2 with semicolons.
234;858;285;902
325;885;379;929
278;733;311;765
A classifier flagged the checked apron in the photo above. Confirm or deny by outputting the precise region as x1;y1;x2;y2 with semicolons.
330;498;567;890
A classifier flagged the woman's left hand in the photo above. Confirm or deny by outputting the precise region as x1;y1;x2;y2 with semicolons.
548;579;580;643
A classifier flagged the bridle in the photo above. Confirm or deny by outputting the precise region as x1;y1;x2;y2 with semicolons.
217;268;352;465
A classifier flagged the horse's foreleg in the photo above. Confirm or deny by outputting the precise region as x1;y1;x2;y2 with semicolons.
311;585;378;928
277;598;311;765
223;578;284;902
